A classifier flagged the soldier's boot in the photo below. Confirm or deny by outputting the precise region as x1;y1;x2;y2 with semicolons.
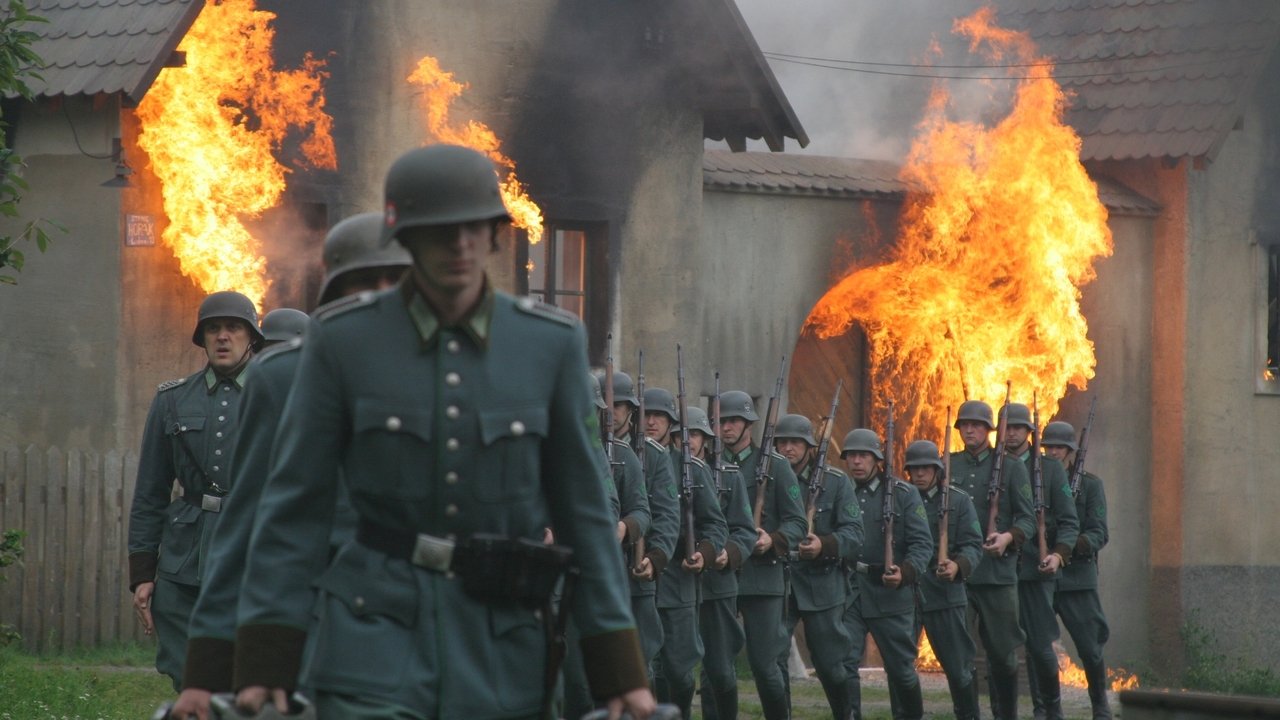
945;673;981;720
895;681;925;720
700;684;720;720
991;668;1020;720
1035;659;1065;720
1084;659;1114;720
712;688;738;720
843;676;863;720
984;669;1002;720
671;683;696;720
1027;658;1046;720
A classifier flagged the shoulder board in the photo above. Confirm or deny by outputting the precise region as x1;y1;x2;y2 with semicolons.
257;337;304;363
821;466;846;479
768;450;787;461
690;456;708;469
314;290;377;320
514;296;578;327
609;438;631;449
947;485;972;500
892;478;915;492
644;436;667;452
156;376;188;393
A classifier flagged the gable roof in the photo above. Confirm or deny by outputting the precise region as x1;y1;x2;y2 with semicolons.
997;0;1280;162
16;0;201;103
703;149;1162;217
685;0;808;152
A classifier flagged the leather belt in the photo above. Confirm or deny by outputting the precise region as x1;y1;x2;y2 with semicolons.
182;488;223;513
356;519;455;573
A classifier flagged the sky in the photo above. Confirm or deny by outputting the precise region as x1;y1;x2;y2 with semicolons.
732;0;999;162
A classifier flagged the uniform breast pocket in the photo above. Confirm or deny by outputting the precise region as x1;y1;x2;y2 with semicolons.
472;406;548;503
165;416;206;473
350;401;433;499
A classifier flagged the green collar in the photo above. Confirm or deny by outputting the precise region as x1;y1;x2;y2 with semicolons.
924;485;939;500
966;446;991;462
204;365;248;393
725;444;753;464
403;278;495;349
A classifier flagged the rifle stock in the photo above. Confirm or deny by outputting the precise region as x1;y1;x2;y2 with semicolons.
938;406;952;567
633;350;646;458
676;344;696;563
752;357;786;528
1069;396;1098;496
711;372;725;495
806;380;842;535
986;381;1012;540
883;401;896;571
1032;392;1048;563
604;334;616;467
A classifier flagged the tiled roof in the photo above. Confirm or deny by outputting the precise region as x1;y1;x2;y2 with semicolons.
14;0;201;102
703;149;1161;216
997;0;1280;161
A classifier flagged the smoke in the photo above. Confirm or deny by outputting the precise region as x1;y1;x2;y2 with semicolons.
733;0;997;161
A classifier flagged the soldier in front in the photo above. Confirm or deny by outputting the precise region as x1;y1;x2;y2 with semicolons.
232;145;654;719
127;290;262;690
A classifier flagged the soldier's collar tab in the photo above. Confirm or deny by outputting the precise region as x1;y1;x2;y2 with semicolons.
204;365;248;393
404;277;495;349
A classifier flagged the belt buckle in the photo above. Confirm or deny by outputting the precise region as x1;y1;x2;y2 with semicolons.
855;561;870;574
411;534;455;572
200;494;223;513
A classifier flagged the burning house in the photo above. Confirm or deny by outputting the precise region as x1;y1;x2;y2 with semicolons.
0;0;1277;687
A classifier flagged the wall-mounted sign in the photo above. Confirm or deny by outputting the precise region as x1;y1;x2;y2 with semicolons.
126;214;155;247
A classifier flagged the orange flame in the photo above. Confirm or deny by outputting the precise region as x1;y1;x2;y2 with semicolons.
917;632;943;672
1055;642;1140;692
408;56;544;244
804;7;1112;442
136;0;336;309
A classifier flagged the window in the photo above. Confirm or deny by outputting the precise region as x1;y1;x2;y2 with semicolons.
1258;242;1280;394
516;222;610;361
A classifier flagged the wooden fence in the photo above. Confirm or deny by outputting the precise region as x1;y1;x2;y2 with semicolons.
0;445;150;652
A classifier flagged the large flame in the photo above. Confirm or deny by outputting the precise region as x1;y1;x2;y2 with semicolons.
408;56;544;244
917;632;943;672
805;7;1112;442
136;0;337;308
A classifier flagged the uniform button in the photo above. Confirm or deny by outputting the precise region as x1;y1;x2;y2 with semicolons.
446;438;460;451
445;471;459;484
180;425;188;432
446;339;460;354
212;465;220;472
445;372;461;386
222;386;229;392
510;420;525;436
354;596;365;609
221;400;228;407
386;416;402;431
445;504;459;517
445;570;456;580
215;431;223;438
218;415;226;422
214;449;222;456
446;405;460;420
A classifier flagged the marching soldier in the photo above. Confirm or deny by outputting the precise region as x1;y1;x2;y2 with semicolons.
949;400;1035;720
718;389;807;720
774;414;863;720
904;439;983;720
1043;420;1112;720
232;145;654;718
169;213;413;719
684;405;755;720
1002;402;1079;720
128;290;263;690
611;370;680;673
643;387;727;720
840;428;932;720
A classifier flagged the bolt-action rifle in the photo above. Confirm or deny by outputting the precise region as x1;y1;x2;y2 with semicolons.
1069;396;1098;496
676;344;697;563
752;357;786;528
1031;392;1048;564
986;381;1012;540
806;380;842;535
711;371;728;497
937;405;952;570
603;334;617;467
631;349;647;573
883;400;897;571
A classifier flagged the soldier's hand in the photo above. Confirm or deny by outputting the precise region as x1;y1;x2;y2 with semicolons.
606;686;657;720
753;528;773;555
936;559;960;582
714;548;729;570
235;686;289;715
133;582;155;635
631;556;654;581
616;521;628;543
1039;552;1062;575
543;527;555;545
983;531;1013;556
882;564;903;589
798;533;822;560
682;551;705;573
169;688;211;720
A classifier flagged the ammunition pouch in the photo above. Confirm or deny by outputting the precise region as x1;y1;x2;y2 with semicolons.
356;520;572;609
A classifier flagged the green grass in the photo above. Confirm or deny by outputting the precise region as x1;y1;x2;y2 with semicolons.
0;642;173;720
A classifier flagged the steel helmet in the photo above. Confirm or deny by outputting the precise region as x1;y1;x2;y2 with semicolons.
1042;421;1078;450
840;428;884;460
682;406;714;437
718;391;759;423
260;308;309;344
318;212;411;305
589;372;607;410
643;387;678;423
999;403;1035;430
611;371;639;407
774;414;816;447
954;400;995;430
381;145;511;246
192;291;263;347
903;440;944;470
